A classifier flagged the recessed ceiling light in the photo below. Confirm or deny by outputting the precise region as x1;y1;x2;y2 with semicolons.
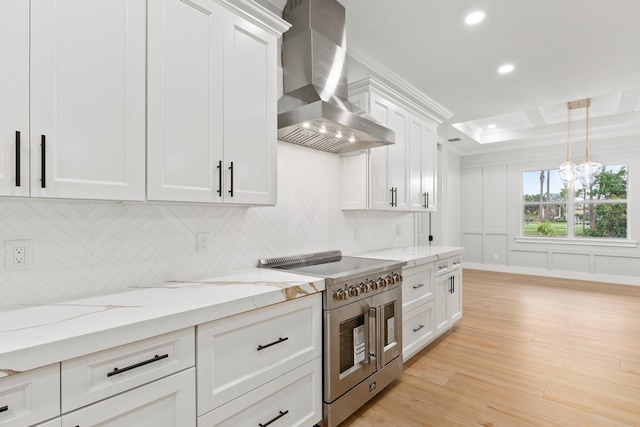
498;64;514;74
465;11;485;25
487;124;496;129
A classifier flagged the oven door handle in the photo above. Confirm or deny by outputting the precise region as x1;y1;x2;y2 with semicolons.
368;306;377;367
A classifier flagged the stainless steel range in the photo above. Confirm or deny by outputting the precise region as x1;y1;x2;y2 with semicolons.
259;251;406;427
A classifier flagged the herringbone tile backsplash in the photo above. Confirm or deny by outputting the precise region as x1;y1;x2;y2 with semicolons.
0;142;414;307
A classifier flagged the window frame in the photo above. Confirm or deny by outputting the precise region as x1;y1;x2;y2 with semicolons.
518;163;634;246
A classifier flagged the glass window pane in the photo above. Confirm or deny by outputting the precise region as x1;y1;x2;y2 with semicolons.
575;203;627;238
523;170;567;202
523;204;568;236
576;164;627;201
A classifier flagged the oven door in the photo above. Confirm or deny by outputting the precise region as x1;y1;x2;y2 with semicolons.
372;285;403;369
325;299;375;403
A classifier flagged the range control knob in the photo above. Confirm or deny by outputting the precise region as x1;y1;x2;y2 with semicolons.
368;279;377;290
393;273;403;283
348;285;359;297
359;282;369;294
377;278;388;288
335;288;348;300
386;274;395;285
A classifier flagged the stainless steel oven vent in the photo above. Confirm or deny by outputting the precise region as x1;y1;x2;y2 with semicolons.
278;0;395;153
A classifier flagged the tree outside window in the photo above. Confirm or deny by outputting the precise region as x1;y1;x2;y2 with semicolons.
522;164;627;238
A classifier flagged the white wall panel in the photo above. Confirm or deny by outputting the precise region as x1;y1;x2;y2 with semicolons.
551;252;591;273
482;165;508;231
510;250;548;270
594;255;640;277
483;233;508;265
461;167;483;231
0;142;415;307
461;233;483;263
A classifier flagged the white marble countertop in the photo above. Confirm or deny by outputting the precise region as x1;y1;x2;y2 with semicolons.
0;268;324;377
351;245;465;268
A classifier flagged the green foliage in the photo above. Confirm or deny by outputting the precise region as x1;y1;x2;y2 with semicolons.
537;221;556;236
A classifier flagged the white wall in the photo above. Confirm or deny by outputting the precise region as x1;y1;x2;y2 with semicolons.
0;141;415;307
461;135;640;285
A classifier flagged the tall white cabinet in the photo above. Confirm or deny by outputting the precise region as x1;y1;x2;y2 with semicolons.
343;77;438;212
1;0;146;201
147;0;285;205
30;0;146;201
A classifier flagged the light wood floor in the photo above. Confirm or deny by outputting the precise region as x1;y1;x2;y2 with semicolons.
340;269;640;426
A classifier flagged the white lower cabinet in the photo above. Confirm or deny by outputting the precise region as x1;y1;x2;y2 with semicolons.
401;256;463;362
402;300;436;362
198;358;322;427
61;368;195;427
0;364;60;427
197;294;322;418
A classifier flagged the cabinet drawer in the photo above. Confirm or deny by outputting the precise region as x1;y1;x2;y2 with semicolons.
61;327;194;412
0;363;60;427
197;294;322;415
198;358;322;427
61;368;195;427
402;263;434;312
402;301;435;362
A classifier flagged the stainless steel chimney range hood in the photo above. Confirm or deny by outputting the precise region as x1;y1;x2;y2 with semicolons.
278;0;395;154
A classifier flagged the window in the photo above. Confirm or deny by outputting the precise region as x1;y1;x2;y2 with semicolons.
522;164;628;239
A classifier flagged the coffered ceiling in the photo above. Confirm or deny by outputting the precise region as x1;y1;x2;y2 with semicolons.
337;0;640;155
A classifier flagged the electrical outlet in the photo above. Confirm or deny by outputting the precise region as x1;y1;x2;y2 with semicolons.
196;232;209;253
6;240;32;270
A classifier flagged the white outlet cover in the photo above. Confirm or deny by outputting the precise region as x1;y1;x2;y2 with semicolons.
196;232;209;253
5;239;33;271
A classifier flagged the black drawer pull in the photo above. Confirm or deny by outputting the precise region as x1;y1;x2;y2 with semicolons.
412;283;425;289
228;161;234;197
0;405;7;413
40;135;46;188
107;353;169;377
257;337;288;351
15;131;20;187
413;324;425;332
217;160;222;196
259;410;289;427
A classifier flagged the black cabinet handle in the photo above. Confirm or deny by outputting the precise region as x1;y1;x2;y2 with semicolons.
0;405;8;413
259;410;289;427
413;283;424;289
449;277;453;294
217;160;222;196
228;161;234;197
40;135;46;188
452;276;455;293
423;192;429;208
257;337;288;351
107;354;169;377
15;131;20;187
389;188;394;206
413;324;425;333
426;192;429;208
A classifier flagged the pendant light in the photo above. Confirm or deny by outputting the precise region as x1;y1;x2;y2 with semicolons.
574;98;602;187
558;102;576;187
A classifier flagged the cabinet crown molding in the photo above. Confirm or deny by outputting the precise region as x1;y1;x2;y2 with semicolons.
349;77;445;126
222;0;290;35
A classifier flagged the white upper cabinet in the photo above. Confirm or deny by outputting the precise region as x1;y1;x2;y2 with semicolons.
30;0;146;201
344;78;439;212
147;0;283;205
409;115;437;211
0;0;29;197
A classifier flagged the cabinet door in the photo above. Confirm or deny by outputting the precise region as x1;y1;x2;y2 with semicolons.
409;115;437;211
0;0;29;196
402;300;435;362
61;369;195;427
368;93;409;210
449;268;462;324
147;0;225;203
222;11;277;205
434;274;451;336
30;0;146;201
402;263;435;312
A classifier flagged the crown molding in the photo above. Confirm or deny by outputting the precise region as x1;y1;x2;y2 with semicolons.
222;0;290;35
347;43;453;125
